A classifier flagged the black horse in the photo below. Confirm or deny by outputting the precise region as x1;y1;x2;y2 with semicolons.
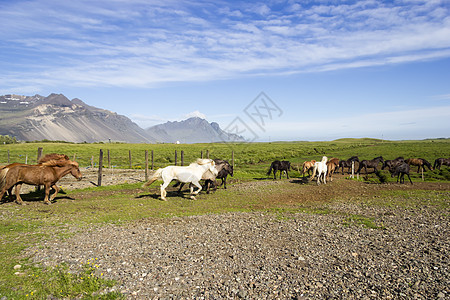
389;162;413;184
267;160;291;179
357;156;384;174
205;159;233;190
339;156;359;174
382;157;405;170
433;158;450;170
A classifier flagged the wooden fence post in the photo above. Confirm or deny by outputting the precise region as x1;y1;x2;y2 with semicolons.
175;150;178;166
206;150;209;159
37;147;43;163
98;149;103;187
145;150;149;181
232;150;235;169
181;150;184;166
201;151;203;159
107;149;111;169
151;150;154;170
129;150;132;169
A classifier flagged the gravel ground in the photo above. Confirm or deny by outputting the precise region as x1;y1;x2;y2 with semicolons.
25;184;449;299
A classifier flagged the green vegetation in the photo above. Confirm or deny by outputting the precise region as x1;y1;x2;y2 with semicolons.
0;135;17;144
0;139;449;298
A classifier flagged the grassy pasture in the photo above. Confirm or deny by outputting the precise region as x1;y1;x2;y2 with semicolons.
0;138;449;299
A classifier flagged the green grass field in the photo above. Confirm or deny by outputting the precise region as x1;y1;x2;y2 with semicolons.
0;139;449;299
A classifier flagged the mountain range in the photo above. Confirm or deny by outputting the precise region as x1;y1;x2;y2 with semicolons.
0;93;244;143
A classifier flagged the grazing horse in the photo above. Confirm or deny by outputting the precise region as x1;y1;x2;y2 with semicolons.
0;159;82;205
301;160;316;176
406;158;433;173
339;156;359;174
311;156;328;185
357;156;384;174
382;157;405;170
389;162;413;184
433;158;450;170
267;160;291;179
142;159;217;201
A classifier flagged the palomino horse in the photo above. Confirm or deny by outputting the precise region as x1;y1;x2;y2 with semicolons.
357;156;384;174
311;156;328;185
339;156;359;174
389;162;413;184
267;160;291;179
406;158;433;173
0;159;82;205
143;159;217;201
433;158;450;170
301;160;316;176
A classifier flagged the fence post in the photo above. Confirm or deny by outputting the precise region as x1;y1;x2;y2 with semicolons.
91;156;94;168
201;151;203;159
175;150;178;166
181;150;184;166
37;147;43;163
232;150;235;169
25;154;28;164
98;149;103;187
129;150;132;169
107;149;111;169
351;161;355;179
206;150;209;159
145;150;149;181
151;150;154;170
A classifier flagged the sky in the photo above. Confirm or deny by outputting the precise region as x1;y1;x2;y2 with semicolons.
1;0;450;142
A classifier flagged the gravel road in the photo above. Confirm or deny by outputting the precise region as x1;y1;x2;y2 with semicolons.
25;180;449;299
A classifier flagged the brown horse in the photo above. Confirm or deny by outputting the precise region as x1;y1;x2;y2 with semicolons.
326;160;338;182
0;159;82;205
301;160;316;176
405;158;433;173
433;158;450;170
0;153;71;200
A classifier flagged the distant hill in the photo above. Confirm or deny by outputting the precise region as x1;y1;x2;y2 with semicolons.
0;93;244;143
146;117;245;143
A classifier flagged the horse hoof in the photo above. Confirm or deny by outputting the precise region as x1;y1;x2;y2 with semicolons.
15;201;25;206
190;196;197;200
44;202;52;205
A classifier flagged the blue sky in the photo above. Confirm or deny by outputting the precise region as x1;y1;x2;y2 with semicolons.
1;0;449;141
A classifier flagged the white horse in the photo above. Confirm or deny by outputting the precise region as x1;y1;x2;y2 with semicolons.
142;158;218;200
311;156;328;185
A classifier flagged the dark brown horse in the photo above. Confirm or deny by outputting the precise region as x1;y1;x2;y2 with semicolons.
339;156;359;174
433;158;450;170
357;156;384;174
267;160;291;179
0;159;82;205
389;162;413;184
405;158;433;173
382;157;405;170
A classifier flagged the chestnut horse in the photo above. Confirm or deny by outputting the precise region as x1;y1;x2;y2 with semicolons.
326;160;338;182
301;160;316;176
405;158;433;173
0;159;82;205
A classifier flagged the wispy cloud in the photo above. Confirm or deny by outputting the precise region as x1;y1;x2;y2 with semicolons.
1;0;449;91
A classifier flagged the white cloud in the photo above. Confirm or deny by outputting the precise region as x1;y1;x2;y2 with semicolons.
183;111;206;120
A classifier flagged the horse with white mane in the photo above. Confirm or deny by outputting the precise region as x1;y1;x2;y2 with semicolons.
142;158;218;201
311;156;328;185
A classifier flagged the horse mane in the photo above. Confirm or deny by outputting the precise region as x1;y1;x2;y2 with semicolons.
195;158;213;165
38;153;70;164
41;159;76;167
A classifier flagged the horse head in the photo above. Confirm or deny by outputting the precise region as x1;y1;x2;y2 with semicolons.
69;161;83;180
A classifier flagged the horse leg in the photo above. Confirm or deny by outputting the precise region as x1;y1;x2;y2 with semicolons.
286;170;289;179
49;184;59;201
178;182;185;193
160;181;170;201
14;184;25;205
43;184;52;204
189;180;203;200
407;173;413;184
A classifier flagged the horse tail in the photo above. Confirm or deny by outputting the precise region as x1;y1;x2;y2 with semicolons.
142;168;163;187
0;167;9;191
267;163;274;176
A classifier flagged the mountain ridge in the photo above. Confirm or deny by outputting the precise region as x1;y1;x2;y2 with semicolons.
0;93;244;144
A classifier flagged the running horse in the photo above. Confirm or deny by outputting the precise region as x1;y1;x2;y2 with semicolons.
0;158;82;205
357;156;384;174
405;158;433;173
142;159;217;201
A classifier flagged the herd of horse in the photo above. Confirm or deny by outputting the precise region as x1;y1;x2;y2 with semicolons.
0;152;449;204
